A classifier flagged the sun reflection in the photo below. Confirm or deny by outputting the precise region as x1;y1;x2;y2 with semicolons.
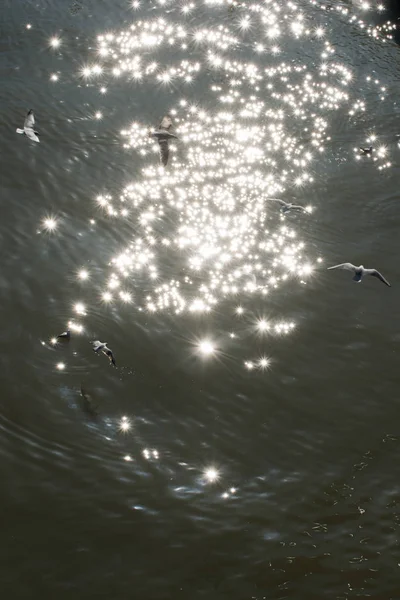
52;0;393;382
119;416;132;432
49;37;61;48
257;319;270;333
78;269;89;281
68;320;84;333
42;217;58;232
204;467;220;483
198;340;216;355
74;302;86;316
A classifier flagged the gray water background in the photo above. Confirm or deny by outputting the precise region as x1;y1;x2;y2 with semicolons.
1;0;400;598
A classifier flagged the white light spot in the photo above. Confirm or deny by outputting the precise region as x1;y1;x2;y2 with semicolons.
198;340;215;355
119;416;132;432
50;37;61;48
204;467;219;483
43;217;58;231
78;269;89;281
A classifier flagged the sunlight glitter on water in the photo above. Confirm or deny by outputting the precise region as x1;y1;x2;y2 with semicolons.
48;0;393;380
77;2;365;318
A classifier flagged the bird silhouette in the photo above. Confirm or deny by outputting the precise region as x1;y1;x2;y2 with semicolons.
16;109;40;143
265;197;308;214
327;263;390;287
149;115;178;166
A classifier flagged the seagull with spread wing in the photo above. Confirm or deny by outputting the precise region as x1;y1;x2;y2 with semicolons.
149;115;178;166
359;146;373;155
265;197;308;214
92;340;116;366
327;263;391;287
16;109;40;143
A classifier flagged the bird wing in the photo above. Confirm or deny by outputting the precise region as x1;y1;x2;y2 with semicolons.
158;139;169;166
104;349;116;366
291;205;306;212
159;115;172;131
92;341;104;352
327;263;356;272
24;128;40;142
366;269;391;287
24;111;35;129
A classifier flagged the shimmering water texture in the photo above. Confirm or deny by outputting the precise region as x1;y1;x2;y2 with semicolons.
7;0;400;595
40;0;396;370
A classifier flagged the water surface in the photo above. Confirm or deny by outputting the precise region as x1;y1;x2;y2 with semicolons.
2;0;400;597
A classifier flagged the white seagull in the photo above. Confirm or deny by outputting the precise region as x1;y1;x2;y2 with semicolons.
327;263;391;287
92;340;116;366
16;109;40;143
149;115;178;166
265;197;308;214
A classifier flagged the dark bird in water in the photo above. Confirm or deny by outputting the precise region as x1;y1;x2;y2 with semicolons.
149;115;178;166
16;109;40;143
80;384;98;417
359;146;373;155
92;340;116;366
265;197;309;214
57;330;71;341
327;263;391;287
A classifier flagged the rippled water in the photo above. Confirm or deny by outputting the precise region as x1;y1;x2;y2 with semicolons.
3;0;400;597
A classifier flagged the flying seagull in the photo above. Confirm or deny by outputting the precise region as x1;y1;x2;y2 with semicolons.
359;146;373;155
16;109;40;143
57;330;71;341
92;340;116;366
149;115;178;166
265;197;308;214
327;263;390;287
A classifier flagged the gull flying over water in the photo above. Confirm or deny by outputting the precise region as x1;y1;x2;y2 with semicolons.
92;340;116;366
16;109;40;143
149;115;178;166
327;263;391;287
265;197;307;214
359;146;373;155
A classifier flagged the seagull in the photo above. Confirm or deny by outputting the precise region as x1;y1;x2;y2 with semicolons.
57;330;71;340
92;340;116;366
359;146;373;155
16;109;40;143
327;263;391;287
265;197;308;214
149;115;178;166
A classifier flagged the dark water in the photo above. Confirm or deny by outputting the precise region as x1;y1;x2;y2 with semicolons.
2;1;400;597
